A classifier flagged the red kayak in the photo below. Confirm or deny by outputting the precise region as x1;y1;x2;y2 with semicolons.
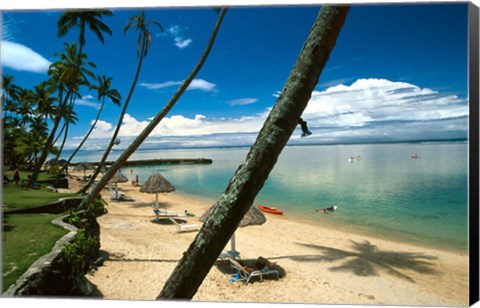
258;205;283;215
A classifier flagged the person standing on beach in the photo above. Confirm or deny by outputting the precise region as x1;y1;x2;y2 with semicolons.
13;169;20;188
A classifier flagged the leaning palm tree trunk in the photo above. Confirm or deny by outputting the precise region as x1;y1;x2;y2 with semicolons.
76;8;228;209
64;99;105;174
54;96;75;163
52;118;67;148
157;5;350;299
54;117;70;163
78;33;147;194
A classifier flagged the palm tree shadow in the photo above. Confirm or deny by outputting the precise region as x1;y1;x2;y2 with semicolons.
295;240;439;283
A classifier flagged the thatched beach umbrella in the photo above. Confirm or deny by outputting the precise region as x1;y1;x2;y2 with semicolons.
74;162;94;179
110;171;129;199
199;205;266;257
139;173;176;208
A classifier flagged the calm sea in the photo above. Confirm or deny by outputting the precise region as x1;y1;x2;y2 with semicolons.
68;141;469;252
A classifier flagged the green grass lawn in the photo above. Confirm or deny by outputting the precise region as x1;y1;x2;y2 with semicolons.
2;171;82;292
2;213;68;292
2;185;76;212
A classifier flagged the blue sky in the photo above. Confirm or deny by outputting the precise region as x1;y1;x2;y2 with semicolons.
1;1;471;150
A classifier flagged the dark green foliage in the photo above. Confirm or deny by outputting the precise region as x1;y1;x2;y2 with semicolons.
66;209;82;227
60;229;97;274
88;196;108;216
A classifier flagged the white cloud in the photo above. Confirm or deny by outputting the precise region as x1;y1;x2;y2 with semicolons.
302;78;467;128
70;78;468;150
139;81;182;90
75;97;102;110
168;25;181;36
86;112;265;141
167;24;192;49
187;79;216;92
227;98;259;106
140;78;217;92
1;40;51;73
91;120;113;137
174;37;192;49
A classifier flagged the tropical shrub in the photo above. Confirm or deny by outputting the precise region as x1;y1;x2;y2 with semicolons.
60;229;97;274
89;196;108;216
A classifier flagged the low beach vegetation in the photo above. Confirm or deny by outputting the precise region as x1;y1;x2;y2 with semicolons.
60;229;98;274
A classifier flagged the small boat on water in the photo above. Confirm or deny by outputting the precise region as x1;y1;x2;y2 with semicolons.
258;205;283;215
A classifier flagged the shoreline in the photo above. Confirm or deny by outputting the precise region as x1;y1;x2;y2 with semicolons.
169;188;468;255
62;170;469;306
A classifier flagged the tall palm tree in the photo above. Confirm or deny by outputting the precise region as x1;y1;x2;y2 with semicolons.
1;74;21;107
27;81;58;120
14;131;48;170
124;11;163;58
3;99;17;118
54;42;97;86
76;7;227;213
3;120;25;168
57;9;113;58
79;10;163;193
2;77;32;168
65;75;121;169
157;5;350;299
17;89;35;129
52;84;81;148
54;99;79;162
31;43;95;181
29;115;49;140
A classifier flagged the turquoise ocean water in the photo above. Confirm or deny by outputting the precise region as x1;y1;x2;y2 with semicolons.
70;141;469;252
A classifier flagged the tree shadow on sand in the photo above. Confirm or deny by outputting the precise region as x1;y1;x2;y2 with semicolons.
289;240;439;283
100;250;179;263
150;218;188;225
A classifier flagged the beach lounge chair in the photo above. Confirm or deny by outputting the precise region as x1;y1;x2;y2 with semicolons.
168;217;200;233
110;190;134;201
228;258;279;285
110;189;121;200
152;205;178;219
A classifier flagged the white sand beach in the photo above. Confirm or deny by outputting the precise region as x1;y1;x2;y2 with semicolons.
62;169;469;307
